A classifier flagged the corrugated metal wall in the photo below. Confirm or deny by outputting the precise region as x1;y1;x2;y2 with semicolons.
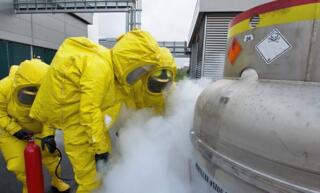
190;43;199;78
202;13;237;80
190;16;206;79
189;12;239;80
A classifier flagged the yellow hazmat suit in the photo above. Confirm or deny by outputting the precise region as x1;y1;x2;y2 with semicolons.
30;29;162;193
0;59;70;193
132;47;177;114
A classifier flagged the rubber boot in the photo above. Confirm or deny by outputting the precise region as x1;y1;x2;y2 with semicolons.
51;177;70;192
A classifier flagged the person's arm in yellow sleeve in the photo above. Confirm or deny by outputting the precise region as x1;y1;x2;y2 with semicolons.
39;123;57;153
0;78;22;135
41;123;55;137
79;57;112;155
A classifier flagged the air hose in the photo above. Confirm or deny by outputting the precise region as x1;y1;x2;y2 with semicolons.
34;137;73;181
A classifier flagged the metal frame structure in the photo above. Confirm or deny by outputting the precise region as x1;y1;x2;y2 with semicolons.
99;39;190;58
13;0;141;31
158;41;191;58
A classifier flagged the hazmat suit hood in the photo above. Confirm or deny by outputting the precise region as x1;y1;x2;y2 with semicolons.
13;59;49;107
13;59;49;89
132;47;177;114
9;65;19;76
156;47;177;78
111;29;161;86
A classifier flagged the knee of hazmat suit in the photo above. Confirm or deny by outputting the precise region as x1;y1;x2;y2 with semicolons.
0;59;49;187
131;47;177;114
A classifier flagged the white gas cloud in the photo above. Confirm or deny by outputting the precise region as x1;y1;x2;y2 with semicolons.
97;79;210;193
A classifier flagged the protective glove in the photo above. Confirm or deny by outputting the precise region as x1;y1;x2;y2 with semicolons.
95;152;109;163
13;129;33;140
41;135;56;153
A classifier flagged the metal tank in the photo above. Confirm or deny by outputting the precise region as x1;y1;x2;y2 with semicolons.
190;1;320;193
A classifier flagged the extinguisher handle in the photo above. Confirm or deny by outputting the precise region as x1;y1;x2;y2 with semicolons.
40;136;57;154
14;129;34;141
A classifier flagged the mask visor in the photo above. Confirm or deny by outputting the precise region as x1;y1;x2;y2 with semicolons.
126;64;154;85
17;86;38;106
147;69;173;93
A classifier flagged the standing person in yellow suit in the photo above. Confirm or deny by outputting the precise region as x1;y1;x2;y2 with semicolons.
30;29;168;193
0;59;70;193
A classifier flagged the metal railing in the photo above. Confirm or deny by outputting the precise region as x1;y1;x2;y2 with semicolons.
14;0;136;13
100;39;190;58
14;0;141;31
158;41;191;58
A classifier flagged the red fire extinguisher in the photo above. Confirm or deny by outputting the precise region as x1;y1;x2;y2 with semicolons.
24;139;45;193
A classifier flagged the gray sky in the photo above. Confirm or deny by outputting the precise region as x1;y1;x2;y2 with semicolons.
91;0;196;41
140;0;197;41
88;0;196;67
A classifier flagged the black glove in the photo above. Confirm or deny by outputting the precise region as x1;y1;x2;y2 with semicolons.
41;135;56;153
95;152;109;163
13;129;33;140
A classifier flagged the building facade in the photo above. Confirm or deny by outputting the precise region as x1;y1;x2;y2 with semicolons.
188;0;269;79
0;0;92;78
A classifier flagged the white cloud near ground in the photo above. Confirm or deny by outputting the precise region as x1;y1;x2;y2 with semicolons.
97;79;211;193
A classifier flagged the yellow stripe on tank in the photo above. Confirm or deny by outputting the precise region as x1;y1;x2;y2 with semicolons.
228;3;319;38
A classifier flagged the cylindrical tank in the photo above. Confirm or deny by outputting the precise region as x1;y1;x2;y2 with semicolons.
191;1;320;193
24;140;44;193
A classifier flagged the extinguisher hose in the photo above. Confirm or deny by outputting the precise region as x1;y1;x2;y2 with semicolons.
52;145;73;181
34;137;73;181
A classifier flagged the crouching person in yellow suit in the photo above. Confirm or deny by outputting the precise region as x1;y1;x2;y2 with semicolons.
30;29;168;193
0;59;70;193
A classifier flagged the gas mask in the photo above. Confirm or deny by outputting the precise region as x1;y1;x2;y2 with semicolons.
17;86;38;106
147;69;173;93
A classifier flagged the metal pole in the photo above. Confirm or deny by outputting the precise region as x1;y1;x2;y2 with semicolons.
129;8;133;31
135;0;142;28
125;11;130;32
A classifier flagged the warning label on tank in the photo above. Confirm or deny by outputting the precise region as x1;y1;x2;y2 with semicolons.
194;163;229;193
255;28;292;64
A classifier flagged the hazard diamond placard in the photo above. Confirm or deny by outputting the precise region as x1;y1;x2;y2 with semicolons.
255;28;292;64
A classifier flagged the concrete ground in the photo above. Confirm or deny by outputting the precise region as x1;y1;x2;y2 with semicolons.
0;144;77;193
